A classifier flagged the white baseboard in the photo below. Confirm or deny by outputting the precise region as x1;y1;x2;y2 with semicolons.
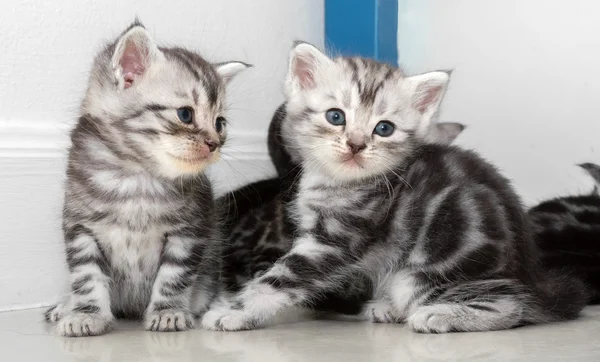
0;121;273;310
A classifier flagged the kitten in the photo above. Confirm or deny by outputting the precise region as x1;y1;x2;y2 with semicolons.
44;21;248;337
529;163;600;304
220;103;465;293
202;42;587;333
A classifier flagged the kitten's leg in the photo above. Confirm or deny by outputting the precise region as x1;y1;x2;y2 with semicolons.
201;234;348;331
144;235;208;332
54;227;114;337
407;279;528;333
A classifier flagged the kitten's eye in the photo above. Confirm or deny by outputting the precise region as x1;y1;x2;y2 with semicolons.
216;117;226;133
177;107;194;124
325;108;346;126
374;121;395;137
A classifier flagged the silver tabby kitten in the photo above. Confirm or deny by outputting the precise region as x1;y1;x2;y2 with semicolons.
202;42;587;333
220;103;465;293
44;21;248;337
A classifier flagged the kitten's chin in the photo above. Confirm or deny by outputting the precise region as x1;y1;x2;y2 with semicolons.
155;152;220;179
312;159;377;184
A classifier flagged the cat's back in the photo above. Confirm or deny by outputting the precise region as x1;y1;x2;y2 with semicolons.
405;144;514;195
402;144;524;217
529;192;600;262
395;144;534;276
529;193;600;233
529;192;600;303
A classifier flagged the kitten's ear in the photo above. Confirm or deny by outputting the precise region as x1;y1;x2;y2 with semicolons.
216;61;251;83
428;122;465;144
111;22;161;89
286;42;332;91
407;71;451;123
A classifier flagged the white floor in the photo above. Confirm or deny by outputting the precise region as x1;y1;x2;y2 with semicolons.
2;306;600;362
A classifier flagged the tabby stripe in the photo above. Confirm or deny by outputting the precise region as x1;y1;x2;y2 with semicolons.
72;304;100;314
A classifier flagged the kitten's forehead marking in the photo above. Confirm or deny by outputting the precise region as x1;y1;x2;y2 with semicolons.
192;89;199;105
342;58;396;108
163;47;201;81
161;47;222;108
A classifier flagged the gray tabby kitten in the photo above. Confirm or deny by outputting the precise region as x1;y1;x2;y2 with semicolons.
202;42;587;333
44;21;248;337
220;103;465;293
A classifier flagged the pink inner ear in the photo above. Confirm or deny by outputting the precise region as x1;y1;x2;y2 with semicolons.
120;41;146;89
294;57;316;89
415;85;442;114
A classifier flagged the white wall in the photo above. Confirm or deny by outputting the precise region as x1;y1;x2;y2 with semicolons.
398;0;600;205
0;0;323;310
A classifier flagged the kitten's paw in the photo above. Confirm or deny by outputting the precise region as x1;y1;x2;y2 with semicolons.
144;309;194;332
45;303;66;323
407;307;453;334
57;313;113;337
201;309;260;331
365;301;401;324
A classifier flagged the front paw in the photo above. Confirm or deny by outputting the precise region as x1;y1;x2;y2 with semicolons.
57;313;113;337
201;309;260;331
144;309;194;332
407;307;453;334
365;301;401;324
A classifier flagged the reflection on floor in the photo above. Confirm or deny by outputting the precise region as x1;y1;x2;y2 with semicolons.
2;306;600;362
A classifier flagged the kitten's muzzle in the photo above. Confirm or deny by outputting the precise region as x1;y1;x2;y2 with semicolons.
205;140;219;152
346;140;366;154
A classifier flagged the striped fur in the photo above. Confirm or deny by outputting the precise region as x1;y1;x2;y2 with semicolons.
44;21;247;337
203;43;586;333
219;104;465;294
529;163;600;304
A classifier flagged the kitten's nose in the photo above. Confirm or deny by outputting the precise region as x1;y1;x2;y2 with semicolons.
346;140;366;154
205;140;219;152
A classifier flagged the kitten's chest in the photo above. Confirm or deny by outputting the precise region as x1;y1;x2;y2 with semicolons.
79;170;189;230
94;224;165;276
295;175;384;230
110;198;184;231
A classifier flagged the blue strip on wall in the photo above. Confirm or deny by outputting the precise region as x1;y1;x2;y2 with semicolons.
325;0;398;65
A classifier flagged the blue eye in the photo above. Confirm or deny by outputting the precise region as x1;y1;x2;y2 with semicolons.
216;117;226;133
374;121;395;137
325;108;346;126
177;107;194;124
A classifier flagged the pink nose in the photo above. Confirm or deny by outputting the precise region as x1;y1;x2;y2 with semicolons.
347;140;366;154
205;140;219;152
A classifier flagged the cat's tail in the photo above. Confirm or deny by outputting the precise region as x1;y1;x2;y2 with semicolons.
527;269;589;323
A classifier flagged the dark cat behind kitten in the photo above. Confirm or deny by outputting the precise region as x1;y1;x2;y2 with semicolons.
530;163;600;304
